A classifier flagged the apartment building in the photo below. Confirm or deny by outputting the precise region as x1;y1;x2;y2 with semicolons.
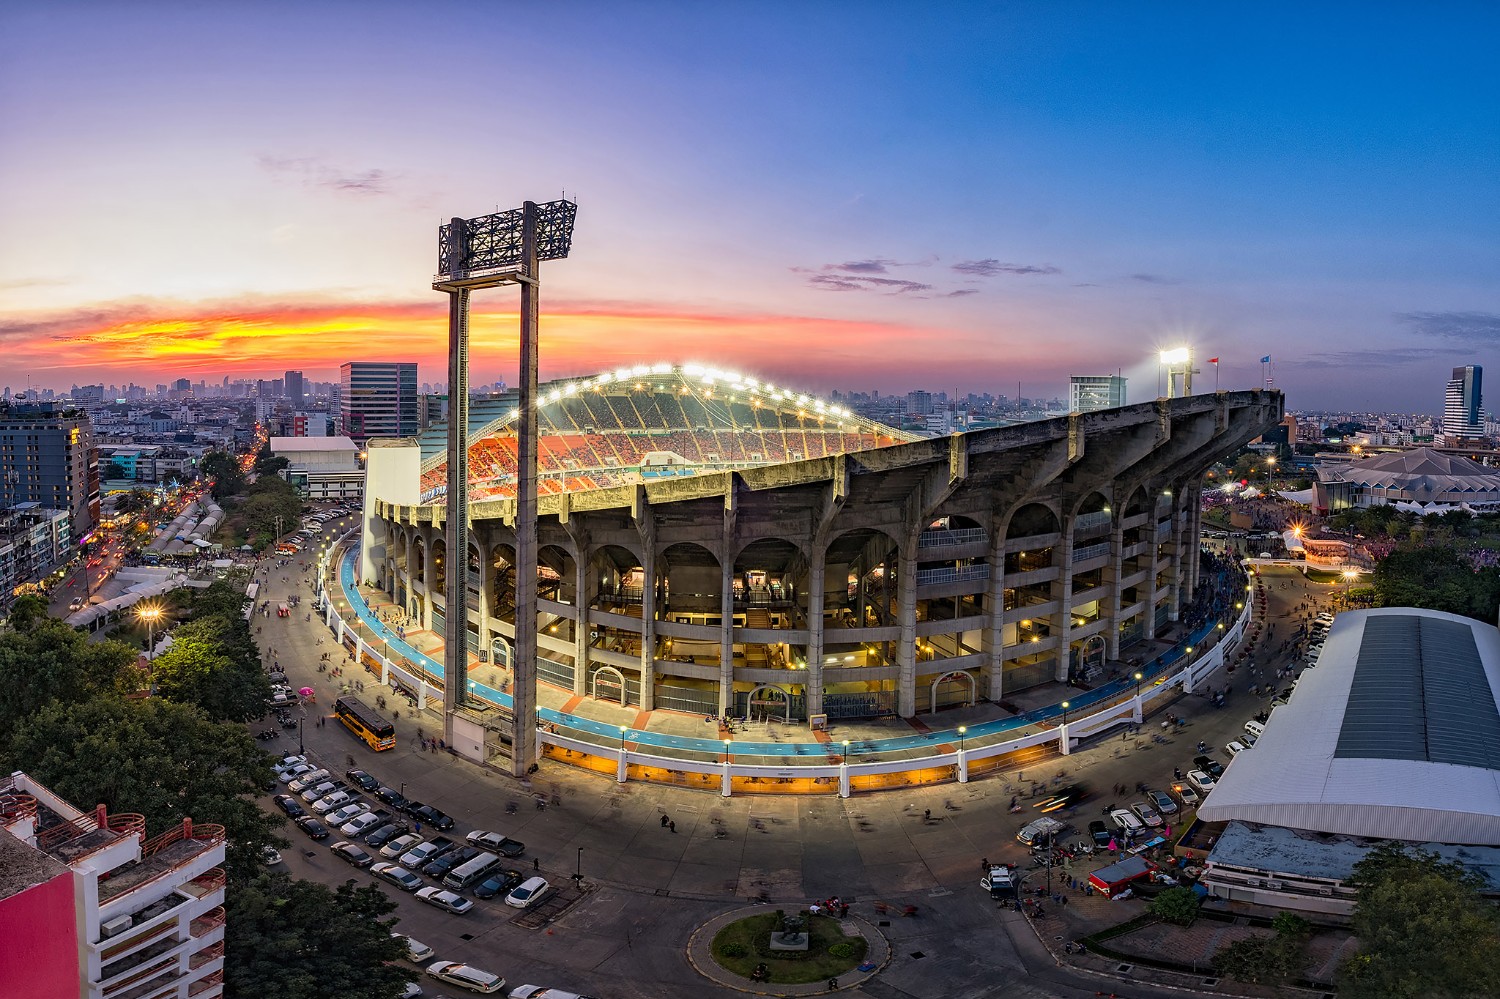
0;772;226;999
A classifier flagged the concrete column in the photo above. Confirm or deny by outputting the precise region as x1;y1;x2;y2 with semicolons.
574;543;594;700
838;762;850;798
421;527;437;633
1167;500;1186;623
721;758;733;797
957;748;969;783
417;678;427;711
804;549;825;722
1058;721;1071;755
1187;486;1204;597
719;555;735;717
355;635;365;663
476;537;493;666
896;537;918;718
381;657;390;687
1053;517;1075;682
639;542;656;710
616;741;629;783
337;617;346;645
981;530;1006;702
1104;517;1125;661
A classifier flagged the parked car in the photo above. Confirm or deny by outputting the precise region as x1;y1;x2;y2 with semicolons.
260;845;283;866
1225;740;1249;757
278;763;315;784
410;804;455;831
302;782;341;804
1185;769;1216;795
381;833;426;860
1087;820;1112;848
341;812;383;838
415;886;475;915
1108;808;1144;836
391;931;435;963
424;845;483;879
295;815;331;840
326;802;371;826
365;822;408;849
426;960;502;993
1146;788;1178;815
375;786;411;810
466;830;526;858
288;769;332;794
1129;801;1163;828
504;876;550;909
401;837;456;868
1171;781;1201;808
273;794;307;819
1016;816;1069;847
473;869;524;899
346;769;380;792
371;862;424;892
1192;755;1225;780
330;840;375;868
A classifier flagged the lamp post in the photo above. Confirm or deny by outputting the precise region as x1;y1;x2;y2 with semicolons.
297;716;305;755
957;725;967;753
841;739;850;765
620;725;629;751
138;605;163;695
1060;700;1070;726
1132;671;1144;699
724;739;732;763
574;846;583;886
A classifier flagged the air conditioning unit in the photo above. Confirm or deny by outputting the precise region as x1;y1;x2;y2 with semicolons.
100;915;132;939
1245;878;1262;888
1265;879;1284;890
1317;887;1333;896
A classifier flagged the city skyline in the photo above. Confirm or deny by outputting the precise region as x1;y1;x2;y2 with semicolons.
2;4;1497;409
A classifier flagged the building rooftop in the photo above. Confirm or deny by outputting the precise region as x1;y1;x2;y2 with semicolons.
1199;608;1500;844
0;826;69;904
270;436;358;452
1208;820;1500;890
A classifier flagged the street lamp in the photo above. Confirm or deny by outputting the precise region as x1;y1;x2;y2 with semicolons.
841;739;850;765
723;739;732;763
137;605;163;695
1132;671;1144;698
297;716;305;755
957;725;967;753
574;846;583;885
619;725;629;751
1060;700;1070;726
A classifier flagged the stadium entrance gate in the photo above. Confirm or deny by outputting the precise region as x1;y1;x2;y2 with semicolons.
930;670;976;713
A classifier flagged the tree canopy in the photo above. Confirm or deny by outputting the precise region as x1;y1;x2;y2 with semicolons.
202;449;247;500
5;696;281;883
0;618;142;735
149;616;271;723
224;873;415;999
1340;843;1500;999
1370;545;1500;622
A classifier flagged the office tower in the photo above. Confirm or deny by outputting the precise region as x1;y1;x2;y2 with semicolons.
339;362;418;442
1442;365;1485;442
171;378;191;394
906;390;934;416
284;370;304;405
1070;375;1128;413
0;401;98;540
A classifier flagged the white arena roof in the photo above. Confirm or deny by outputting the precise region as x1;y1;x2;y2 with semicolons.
1198;607;1500;845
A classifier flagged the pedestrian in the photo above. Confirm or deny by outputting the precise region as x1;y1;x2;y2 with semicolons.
981;857;990;872
661;814;670;828
669;820;676;833
414;822;422;833
923;808;931;821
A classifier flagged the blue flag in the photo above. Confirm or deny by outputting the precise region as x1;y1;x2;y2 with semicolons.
1260;355;1271;363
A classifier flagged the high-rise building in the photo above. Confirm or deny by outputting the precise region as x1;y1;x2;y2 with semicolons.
1069;375;1128;413
340;362;418;442
0;402;98;540
1441;365;1485;443
906;390;934;416
0;772;227;999
284;370;303;405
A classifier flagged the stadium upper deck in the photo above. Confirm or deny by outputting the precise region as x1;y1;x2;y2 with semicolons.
418;364;916;502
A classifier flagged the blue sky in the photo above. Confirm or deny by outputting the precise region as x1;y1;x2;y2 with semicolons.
0;2;1496;411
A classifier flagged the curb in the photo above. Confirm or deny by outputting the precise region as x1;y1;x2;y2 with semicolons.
685;905;891;996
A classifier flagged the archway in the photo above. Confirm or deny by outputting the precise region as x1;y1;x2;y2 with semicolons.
745;683;792;723
1007;502;1060;540
592;665;626;704
929;670;976;713
490;544;516;626
1079;634;1106;678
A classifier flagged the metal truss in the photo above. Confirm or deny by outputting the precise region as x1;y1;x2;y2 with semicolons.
437;199;578;277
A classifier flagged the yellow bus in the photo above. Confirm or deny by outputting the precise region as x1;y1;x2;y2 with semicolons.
334;696;396;752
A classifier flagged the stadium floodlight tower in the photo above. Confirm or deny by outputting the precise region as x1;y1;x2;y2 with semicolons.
432;199;577;776
1159;347;1196;399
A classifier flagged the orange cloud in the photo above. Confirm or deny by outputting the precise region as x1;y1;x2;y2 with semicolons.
0;293;1061;390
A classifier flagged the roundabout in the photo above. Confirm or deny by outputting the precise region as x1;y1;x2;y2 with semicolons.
688;905;889;995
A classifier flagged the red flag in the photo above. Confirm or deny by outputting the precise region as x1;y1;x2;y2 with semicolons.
1208;357;1220;364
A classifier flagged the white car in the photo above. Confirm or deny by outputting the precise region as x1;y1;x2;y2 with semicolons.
371;862;424;892
1129;801;1163;828
300;781;339;803
1225;740;1249;757
312;791;353;814
400;841;445;868
979;865;1013;893
1172;781;1201;808
391;931;434;962
279;763;315;784
381;833;425;860
505;876;550;909
271;755;308;776
508;988;593;999
288;770;332;794
341;812;382;837
415;886;475;915
1186;769;1217;794
325;801;370;825
426;960;503;993
465;829;526;857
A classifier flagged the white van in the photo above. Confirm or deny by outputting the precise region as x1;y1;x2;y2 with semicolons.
1108;807;1144;837
1244;719;1266;741
443;851;502;890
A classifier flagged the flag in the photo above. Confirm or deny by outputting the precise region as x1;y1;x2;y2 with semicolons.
1208;357;1219;364
1260;355;1271;363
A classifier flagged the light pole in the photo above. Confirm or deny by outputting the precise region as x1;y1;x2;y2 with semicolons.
138;605;163;695
574;846;583;886
1060;700;1070;726
723;739;732;763
841;739;850;765
1132;671;1143;699
297;716;305;755
619;725;628;751
957;725;967;753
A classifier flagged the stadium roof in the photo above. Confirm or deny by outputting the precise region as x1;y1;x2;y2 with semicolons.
1198;608;1500;845
1317;446;1500;494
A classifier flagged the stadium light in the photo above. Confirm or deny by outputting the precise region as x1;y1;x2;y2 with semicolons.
1159;347;1191;364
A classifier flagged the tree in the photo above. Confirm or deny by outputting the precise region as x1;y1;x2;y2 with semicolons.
202;450;247;500
223;872;415;999
1147;886;1200;926
4;696;281;883
6;593;51;633
1371;545;1500;622
1215;910;1311;985
101;460;128;480
149;616;271;723
0;619;142;736
1339;843;1500;999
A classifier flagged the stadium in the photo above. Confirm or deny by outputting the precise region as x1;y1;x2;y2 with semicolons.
357;365;1281;725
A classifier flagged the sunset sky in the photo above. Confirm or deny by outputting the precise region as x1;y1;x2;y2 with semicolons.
2;3;1497;411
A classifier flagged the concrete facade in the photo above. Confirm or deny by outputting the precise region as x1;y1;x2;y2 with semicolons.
362;389;1280;724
